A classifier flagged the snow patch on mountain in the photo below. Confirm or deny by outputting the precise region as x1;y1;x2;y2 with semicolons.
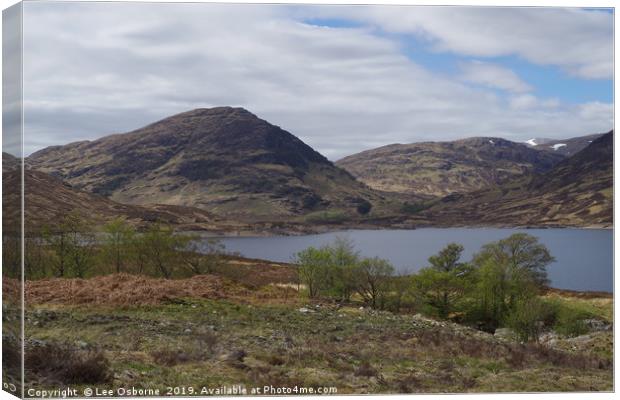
552;143;567;151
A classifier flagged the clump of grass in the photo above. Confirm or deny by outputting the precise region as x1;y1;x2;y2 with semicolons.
150;329;217;366
25;342;112;384
354;360;378;377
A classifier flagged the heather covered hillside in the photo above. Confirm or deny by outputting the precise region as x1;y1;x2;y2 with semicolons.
29;107;393;222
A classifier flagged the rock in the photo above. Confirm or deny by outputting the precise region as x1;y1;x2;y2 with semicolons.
566;334;594;344
76;340;89;349
184;328;192;333
494;328;515;340
298;307;314;313
538;332;559;346
583;319;612;332
123;370;137;379
29;339;47;347
227;349;247;362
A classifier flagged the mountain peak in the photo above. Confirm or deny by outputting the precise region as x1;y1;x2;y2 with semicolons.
28;108;381;220
179;106;255;118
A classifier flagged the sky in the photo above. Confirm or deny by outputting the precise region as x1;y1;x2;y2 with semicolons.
10;3;615;159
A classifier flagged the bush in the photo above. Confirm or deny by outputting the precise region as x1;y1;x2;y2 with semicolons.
554;307;590;337
356;200;372;215
25;342;112;384
505;298;549;343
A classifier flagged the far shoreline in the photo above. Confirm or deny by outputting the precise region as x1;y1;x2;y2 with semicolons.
191;223;614;239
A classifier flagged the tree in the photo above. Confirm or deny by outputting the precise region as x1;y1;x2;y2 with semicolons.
295;247;331;298
326;237;360;302
469;233;554;331
139;224;191;278
356;257;394;309
413;244;472;318
64;213;96;278
183;238;226;275
44;212;94;278
25;233;47;279
474;233;554;286
101;218;136;274
45;225;70;278
428;243;465;272
2;234;20;279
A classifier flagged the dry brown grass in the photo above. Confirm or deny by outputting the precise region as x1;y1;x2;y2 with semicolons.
220;255;298;287
544;287;612;299
2;277;21;304
25;273;249;306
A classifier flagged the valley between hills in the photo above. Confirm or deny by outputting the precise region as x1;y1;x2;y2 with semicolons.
4;106;613;235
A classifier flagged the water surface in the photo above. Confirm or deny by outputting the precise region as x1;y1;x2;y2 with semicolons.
212;228;613;292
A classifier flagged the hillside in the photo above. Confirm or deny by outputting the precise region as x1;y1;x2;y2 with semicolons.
2;167;224;232
2;151;19;170
425;131;613;227
336;137;563;197
524;133;605;157
18;264;612;394
29;107;390;222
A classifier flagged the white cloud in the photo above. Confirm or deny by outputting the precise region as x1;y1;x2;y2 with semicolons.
460;60;532;93
310;6;613;79
19;3;613;160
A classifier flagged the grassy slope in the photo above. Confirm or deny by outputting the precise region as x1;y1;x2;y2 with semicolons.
423;132;613;227
21;262;612;395
24;299;612;394
336;138;563;197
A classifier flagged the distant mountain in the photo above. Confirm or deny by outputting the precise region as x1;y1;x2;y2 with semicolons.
524;133;605;157
29;107;388;221
425;131;613;227
336;137;563;197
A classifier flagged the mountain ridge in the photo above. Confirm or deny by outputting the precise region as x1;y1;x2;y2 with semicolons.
423;131;613;227
28;107;391;222
336;136;564;197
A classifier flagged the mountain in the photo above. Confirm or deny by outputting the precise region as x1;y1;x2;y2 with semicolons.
1;166;222;231
524;133;605;157
2;152;19;171
28;107;388;221
425;131;613;227
336;137;564;197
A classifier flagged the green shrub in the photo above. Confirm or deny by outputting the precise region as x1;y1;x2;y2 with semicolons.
356;200;373;215
505;298;549;343
554;307;590;337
